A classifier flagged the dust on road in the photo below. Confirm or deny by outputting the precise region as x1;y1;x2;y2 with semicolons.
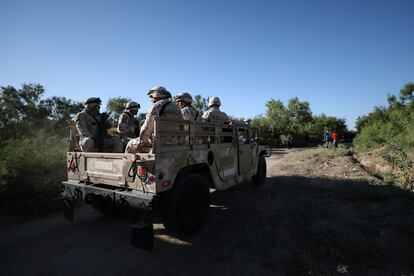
1;147;413;275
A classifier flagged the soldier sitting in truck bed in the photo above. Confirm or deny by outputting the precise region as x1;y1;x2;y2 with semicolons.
125;86;182;154
175;92;200;121
76;97;123;153
117;101;141;148
202;96;229;123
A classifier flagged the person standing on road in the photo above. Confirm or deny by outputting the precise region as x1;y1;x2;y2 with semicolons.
324;130;331;149
287;133;293;149
332;131;339;148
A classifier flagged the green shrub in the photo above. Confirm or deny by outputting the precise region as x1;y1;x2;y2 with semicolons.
0;134;67;214
380;138;414;190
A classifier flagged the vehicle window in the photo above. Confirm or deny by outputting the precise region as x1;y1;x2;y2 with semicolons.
238;128;250;145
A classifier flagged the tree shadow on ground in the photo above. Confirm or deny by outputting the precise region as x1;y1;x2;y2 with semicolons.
1;176;414;275
200;176;414;275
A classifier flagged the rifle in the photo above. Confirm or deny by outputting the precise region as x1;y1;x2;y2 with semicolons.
134;119;140;137
95;113;110;152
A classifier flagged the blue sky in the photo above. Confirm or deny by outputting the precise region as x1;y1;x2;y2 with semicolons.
1;0;413;129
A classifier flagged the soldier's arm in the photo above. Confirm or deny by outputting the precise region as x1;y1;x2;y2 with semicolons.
181;107;190;120
101;113;113;129
75;113;93;137
138;108;156;144
134;118;140;136
222;112;230;123
202;109;210;121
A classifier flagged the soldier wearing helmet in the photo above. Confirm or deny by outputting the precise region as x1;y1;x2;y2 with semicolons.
175;92;200;121
202;96;229;123
75;97;123;152
117;101;141;147
125;86;182;153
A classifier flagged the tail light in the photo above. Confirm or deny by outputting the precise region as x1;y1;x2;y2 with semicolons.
68;161;76;172
138;166;147;176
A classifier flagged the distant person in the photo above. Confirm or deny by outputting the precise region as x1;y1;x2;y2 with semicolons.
117;101;140;148
332;131;339;148
304;133;309;147
324;130;331;149
202;96;229;123
76;97;123;152
287;133;293;149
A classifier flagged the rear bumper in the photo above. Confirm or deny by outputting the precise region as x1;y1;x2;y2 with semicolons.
61;180;154;209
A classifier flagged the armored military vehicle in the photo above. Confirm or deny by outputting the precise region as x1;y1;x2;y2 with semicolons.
62;117;269;250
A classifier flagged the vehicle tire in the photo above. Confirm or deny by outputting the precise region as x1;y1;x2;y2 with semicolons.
91;195;117;215
160;173;210;236
252;155;267;185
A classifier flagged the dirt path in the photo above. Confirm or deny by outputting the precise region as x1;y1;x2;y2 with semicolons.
1;148;414;275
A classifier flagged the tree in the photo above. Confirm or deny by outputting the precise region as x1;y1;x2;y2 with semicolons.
399;82;414;104
266;99;291;134
0;84;51;140
41;96;83;124
287;97;312;125
251;97;348;147
354;81;414;150
0;84;46;125
192;95;208;113
106;97;131;120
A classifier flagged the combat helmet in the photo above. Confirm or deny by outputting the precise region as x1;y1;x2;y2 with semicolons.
147;86;171;98
83;97;102;105
175;92;193;104
208;96;221;108
126;101;140;109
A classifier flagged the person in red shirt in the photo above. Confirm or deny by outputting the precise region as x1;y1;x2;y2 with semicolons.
332;132;339;148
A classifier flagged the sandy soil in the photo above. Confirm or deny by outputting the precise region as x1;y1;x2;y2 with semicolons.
1;147;413;275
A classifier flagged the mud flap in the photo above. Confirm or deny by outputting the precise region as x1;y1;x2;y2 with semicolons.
131;221;154;251
64;199;74;221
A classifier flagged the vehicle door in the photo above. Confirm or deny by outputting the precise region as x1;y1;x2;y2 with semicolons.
237;127;253;175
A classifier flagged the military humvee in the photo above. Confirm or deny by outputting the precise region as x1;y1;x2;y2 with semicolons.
62;117;269;250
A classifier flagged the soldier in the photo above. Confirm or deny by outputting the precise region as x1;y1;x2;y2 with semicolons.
175;92;200;121
117;101;141;147
76;97;123;153
202;96;229;123
125;86;182;153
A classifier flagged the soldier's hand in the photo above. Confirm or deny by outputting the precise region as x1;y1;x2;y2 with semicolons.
131;143;143;153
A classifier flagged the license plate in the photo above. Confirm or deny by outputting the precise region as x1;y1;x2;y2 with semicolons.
94;161;113;171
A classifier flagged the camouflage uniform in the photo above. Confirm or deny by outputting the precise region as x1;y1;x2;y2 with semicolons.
118;112;139;138
202;106;229;123
117;112;140;148
76;109;123;153
181;105;200;121
175;92;200;121
202;96;229;123
126;87;182;153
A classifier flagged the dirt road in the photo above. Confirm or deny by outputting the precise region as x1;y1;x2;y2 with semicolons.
1;148;414;275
